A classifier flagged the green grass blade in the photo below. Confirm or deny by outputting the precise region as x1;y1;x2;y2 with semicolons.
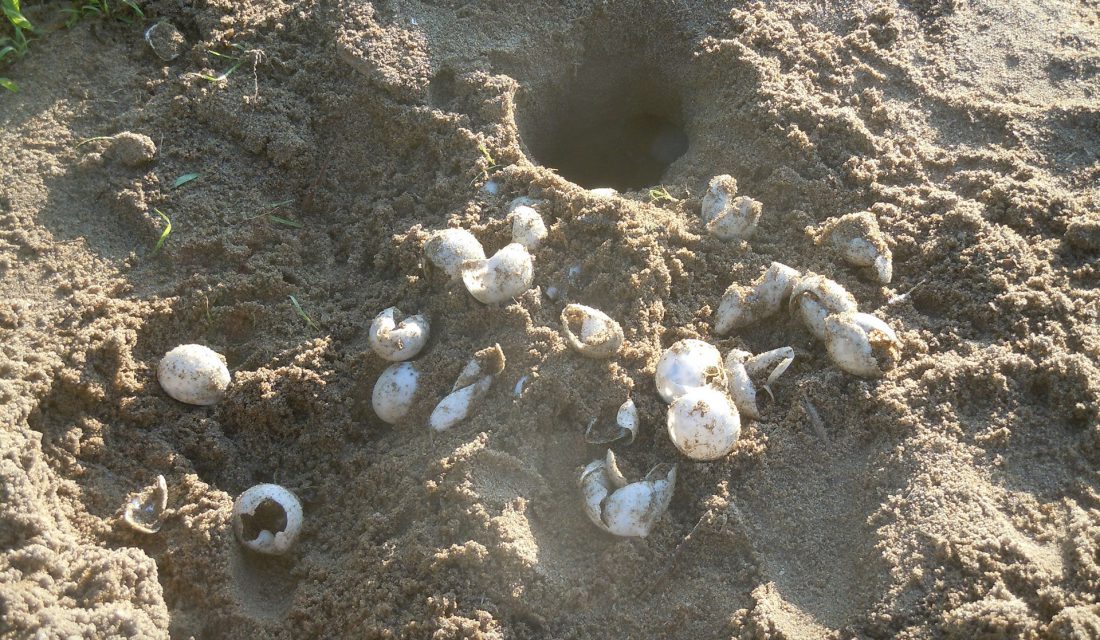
2;0;33;31
288;295;320;331
0;77;16;92
171;172;200;189
268;214;303;229
151;208;172;255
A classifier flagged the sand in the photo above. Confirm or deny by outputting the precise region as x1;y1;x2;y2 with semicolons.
1;0;1098;637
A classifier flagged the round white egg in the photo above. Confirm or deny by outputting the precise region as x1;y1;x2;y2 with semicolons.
425;228;486;279
666;386;741;461
157;344;231;406
372;362;420;423
654;339;725;403
232;483;303;555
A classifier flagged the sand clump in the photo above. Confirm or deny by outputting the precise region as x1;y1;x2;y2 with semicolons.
1;0;1098;638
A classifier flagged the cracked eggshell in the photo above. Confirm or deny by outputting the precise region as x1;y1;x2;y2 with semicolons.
789;274;858;340
580;451;676;537
429;376;492;432
824;311;901;377
510;205;548;250
561;304;624;359
369;307;429;361
655;339;727;404
617;398;639;442
425;228;486;279
725;347;795;420
122;475;168;534
666;386;741;461
701;175;761;240
461;243;534;304
372;362;421;424
715;262;801;335
814;211;894;284
157;344;231;406
232;484;303;555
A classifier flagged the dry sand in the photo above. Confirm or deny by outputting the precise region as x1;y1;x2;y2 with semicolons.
1;0;1099;638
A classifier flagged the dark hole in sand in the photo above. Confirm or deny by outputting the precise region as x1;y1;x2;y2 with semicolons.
240;498;288;541
517;60;688;192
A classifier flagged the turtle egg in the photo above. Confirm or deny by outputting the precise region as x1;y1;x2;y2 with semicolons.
510;205;547;250
461;243;535;304
701;174;762;241
232;484;303;555
580;450;677;537
560;304;624;359
666;386;741;461
157;344;231;406
369;307;429;361
788;274;858;340
430;344;506;432
425;228;486;279
823;311;901;377
814;211;893;284
715;262;801;335
372;362;420;424
654;339;727;404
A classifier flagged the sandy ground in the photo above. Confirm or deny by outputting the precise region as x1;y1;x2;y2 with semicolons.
1;0;1099;638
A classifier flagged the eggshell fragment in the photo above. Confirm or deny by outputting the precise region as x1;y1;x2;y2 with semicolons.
823;311;901;377
580;450;676;537
725;347;795;420
369;307;429;362
232;484;303;555
425;228;486;279
157;344;231;406
666;386;741;461
813;211;894;284
372;362;420;424
461;243;534;304
429;344;506;432
715;262;801;335
654;339;726;404
788;274;858;340
701;174;762;240
561;304;624;359
122;475;168;534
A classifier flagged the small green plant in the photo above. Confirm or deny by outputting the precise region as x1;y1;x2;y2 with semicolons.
171;172;201;189
288;295;320;331
193;45;251;83
63;0;144;28
473;141;499;185
648;186;678;204
1;0;34;92
151;208;172;255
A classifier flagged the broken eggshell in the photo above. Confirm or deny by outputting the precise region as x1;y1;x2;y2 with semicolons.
788;274;858;340
584;398;640;444
560;304;624;359
424;228;486;279
461;243;535;304
510;205;548;250
666;385;741;461
157;344;232;406
701;174;762;241
368;307;430;362
580;450;676;537
429;344;506;432
654;339;727;404
725;347;795;420
372;361;421;424
122;475;168;534
714;262;801;335
823;311;901;377
814;211;893;284
232;483;303;555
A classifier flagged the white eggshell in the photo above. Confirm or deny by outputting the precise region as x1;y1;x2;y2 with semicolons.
461;243;534;304
816;211;894;284
617;398;639;442
368;307;430;362
589;188;618;198
372;362;420;424
666;386;741;461
232;484;303;555
579;452;676;537
510;205;548;250
724;349;760;421
561;304;624;359
425;228;486;279
654;339;726;404
701;175;761;241
824;311;900;377
122;475;168;534
429;376;492;432
157;344;231;406
789;274;858;340
714;262;800;335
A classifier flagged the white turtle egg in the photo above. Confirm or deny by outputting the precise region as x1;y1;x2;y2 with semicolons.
666;386;741;461
589;187;619;198
701;175;762;241
232;484;303;555
580;450;676;537
814;211;894;284
424;228;486;279
714;262;801;335
461;243;535;304
654;339;726;404
157;344;231;406
510;205;548;250
368;307;430;361
372;362;420;424
823;311;901;377
788;274;858;340
560;304;624;359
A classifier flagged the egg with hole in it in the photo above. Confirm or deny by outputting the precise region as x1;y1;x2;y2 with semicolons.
461;243;534;304
232;484;303;555
654;339;726;404
369;307;429;362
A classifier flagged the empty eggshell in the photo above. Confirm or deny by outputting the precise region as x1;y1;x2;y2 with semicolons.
701;175;762;241
813;211;894;284
655;339;727;404
369;307;430;362
666;385;741;461
580;450;676;537
561;304;624;359
725;347;795;420
430;344;506;432
461;243;534;304
510;205;548;250
122;475;168;534
715;262;801;335
157;344;231;406
372;362;421;424
232;484;303;555
823;311;901;377
425;228;486;279
788;274;858;340
617;398;639;443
